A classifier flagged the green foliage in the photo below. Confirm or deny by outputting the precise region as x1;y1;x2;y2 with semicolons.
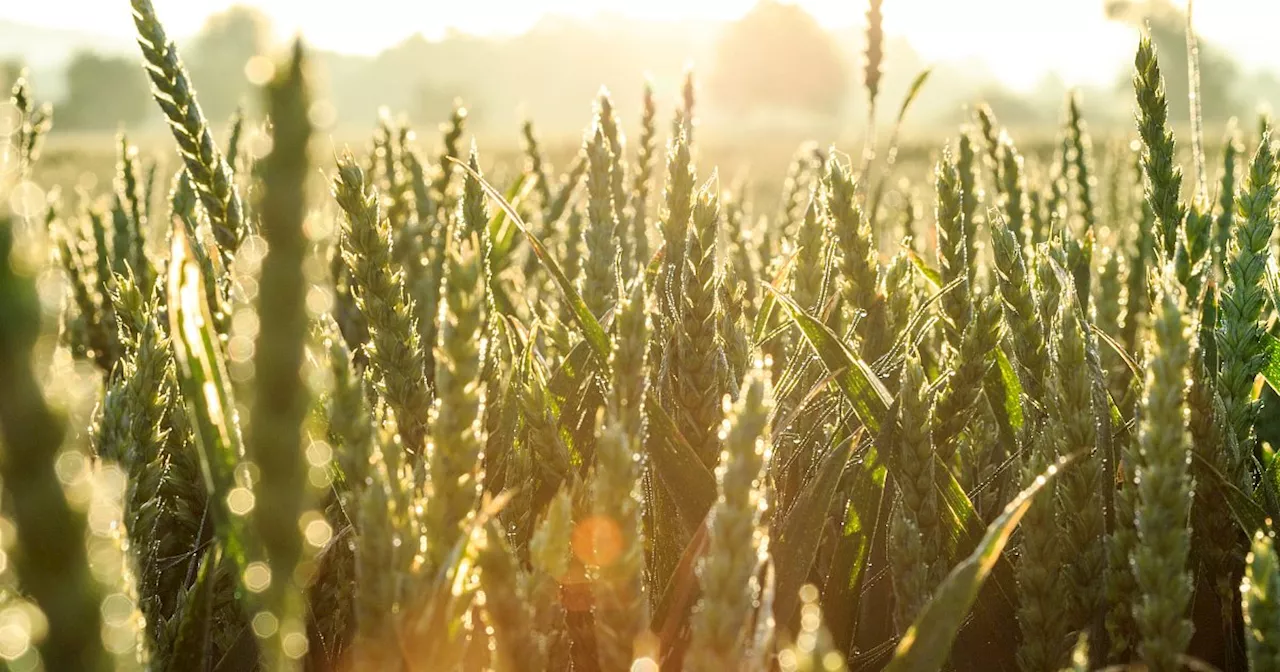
7;10;1280;672
58;51;152;129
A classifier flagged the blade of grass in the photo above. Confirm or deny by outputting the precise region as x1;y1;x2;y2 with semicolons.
885;453;1076;672
906;248;944;289
765;286;892;433
773;435;857;623
1092;324;1142;382
991;347;1024;435
645;395;718;533
752;247;799;345
453;157;610;362
869;68;934;219
487;172;532;271
1260;333;1280;396
1191;451;1269;535
168;219;253;573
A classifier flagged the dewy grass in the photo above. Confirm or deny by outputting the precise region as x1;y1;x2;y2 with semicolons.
1133;275;1195;672
131;0;245;263
687;367;773;671
583;125;620;320
10;6;1280;671
332;157;433;454
1134;36;1185;262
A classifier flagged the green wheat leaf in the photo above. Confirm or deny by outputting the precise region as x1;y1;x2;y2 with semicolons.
167;220;252;573
454;157;611;362
886;454;1074;672
765;285;891;433
773;435;856;623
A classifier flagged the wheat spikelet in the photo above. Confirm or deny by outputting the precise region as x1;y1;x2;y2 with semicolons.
432;102;468;218
1213;126;1242;274
992;218;1049;404
792;195;827;314
583;125;620;319
131;0;246;261
1132;275;1195;672
889;352;945;627
1133;37;1184;262
1015;430;1069;671
933;295;999;461
1049;284;1106;640
424;230;489;571
628;81;658;274
1217;130;1277;491
687;367;772;671
522;118;554;209
593;282;650;671
1066;91;1097;233
674;187;726;468
935;149;973;351
825;156;886;359
333;157;433;454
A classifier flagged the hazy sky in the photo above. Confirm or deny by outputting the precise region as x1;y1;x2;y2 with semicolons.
6;0;1280;90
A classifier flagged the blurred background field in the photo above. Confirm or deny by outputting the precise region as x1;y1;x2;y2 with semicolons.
4;0;1269;233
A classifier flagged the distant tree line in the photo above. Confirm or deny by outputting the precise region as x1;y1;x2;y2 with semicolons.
33;0;1280;134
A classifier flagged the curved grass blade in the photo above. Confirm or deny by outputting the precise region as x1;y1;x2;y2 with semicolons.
652;519;711;649
644;243;666;292
487;173;532;271
1192;451;1269;535
869;67;934;217
168;219;252;572
1092;324;1142;382
933;457;1022;663
885;453;1075;672
452;157;611;361
1260;451;1280;524
752;247;799;345
906;248;943;289
765;285;891;432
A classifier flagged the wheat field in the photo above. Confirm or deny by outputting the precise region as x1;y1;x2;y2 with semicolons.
1;1;1280;671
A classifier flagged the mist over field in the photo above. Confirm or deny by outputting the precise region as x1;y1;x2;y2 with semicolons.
5;0;1280;140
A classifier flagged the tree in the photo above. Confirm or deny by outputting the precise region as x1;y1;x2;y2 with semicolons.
1106;0;1241;123
708;1;850;118
187;5;272;121
56;51;151;130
